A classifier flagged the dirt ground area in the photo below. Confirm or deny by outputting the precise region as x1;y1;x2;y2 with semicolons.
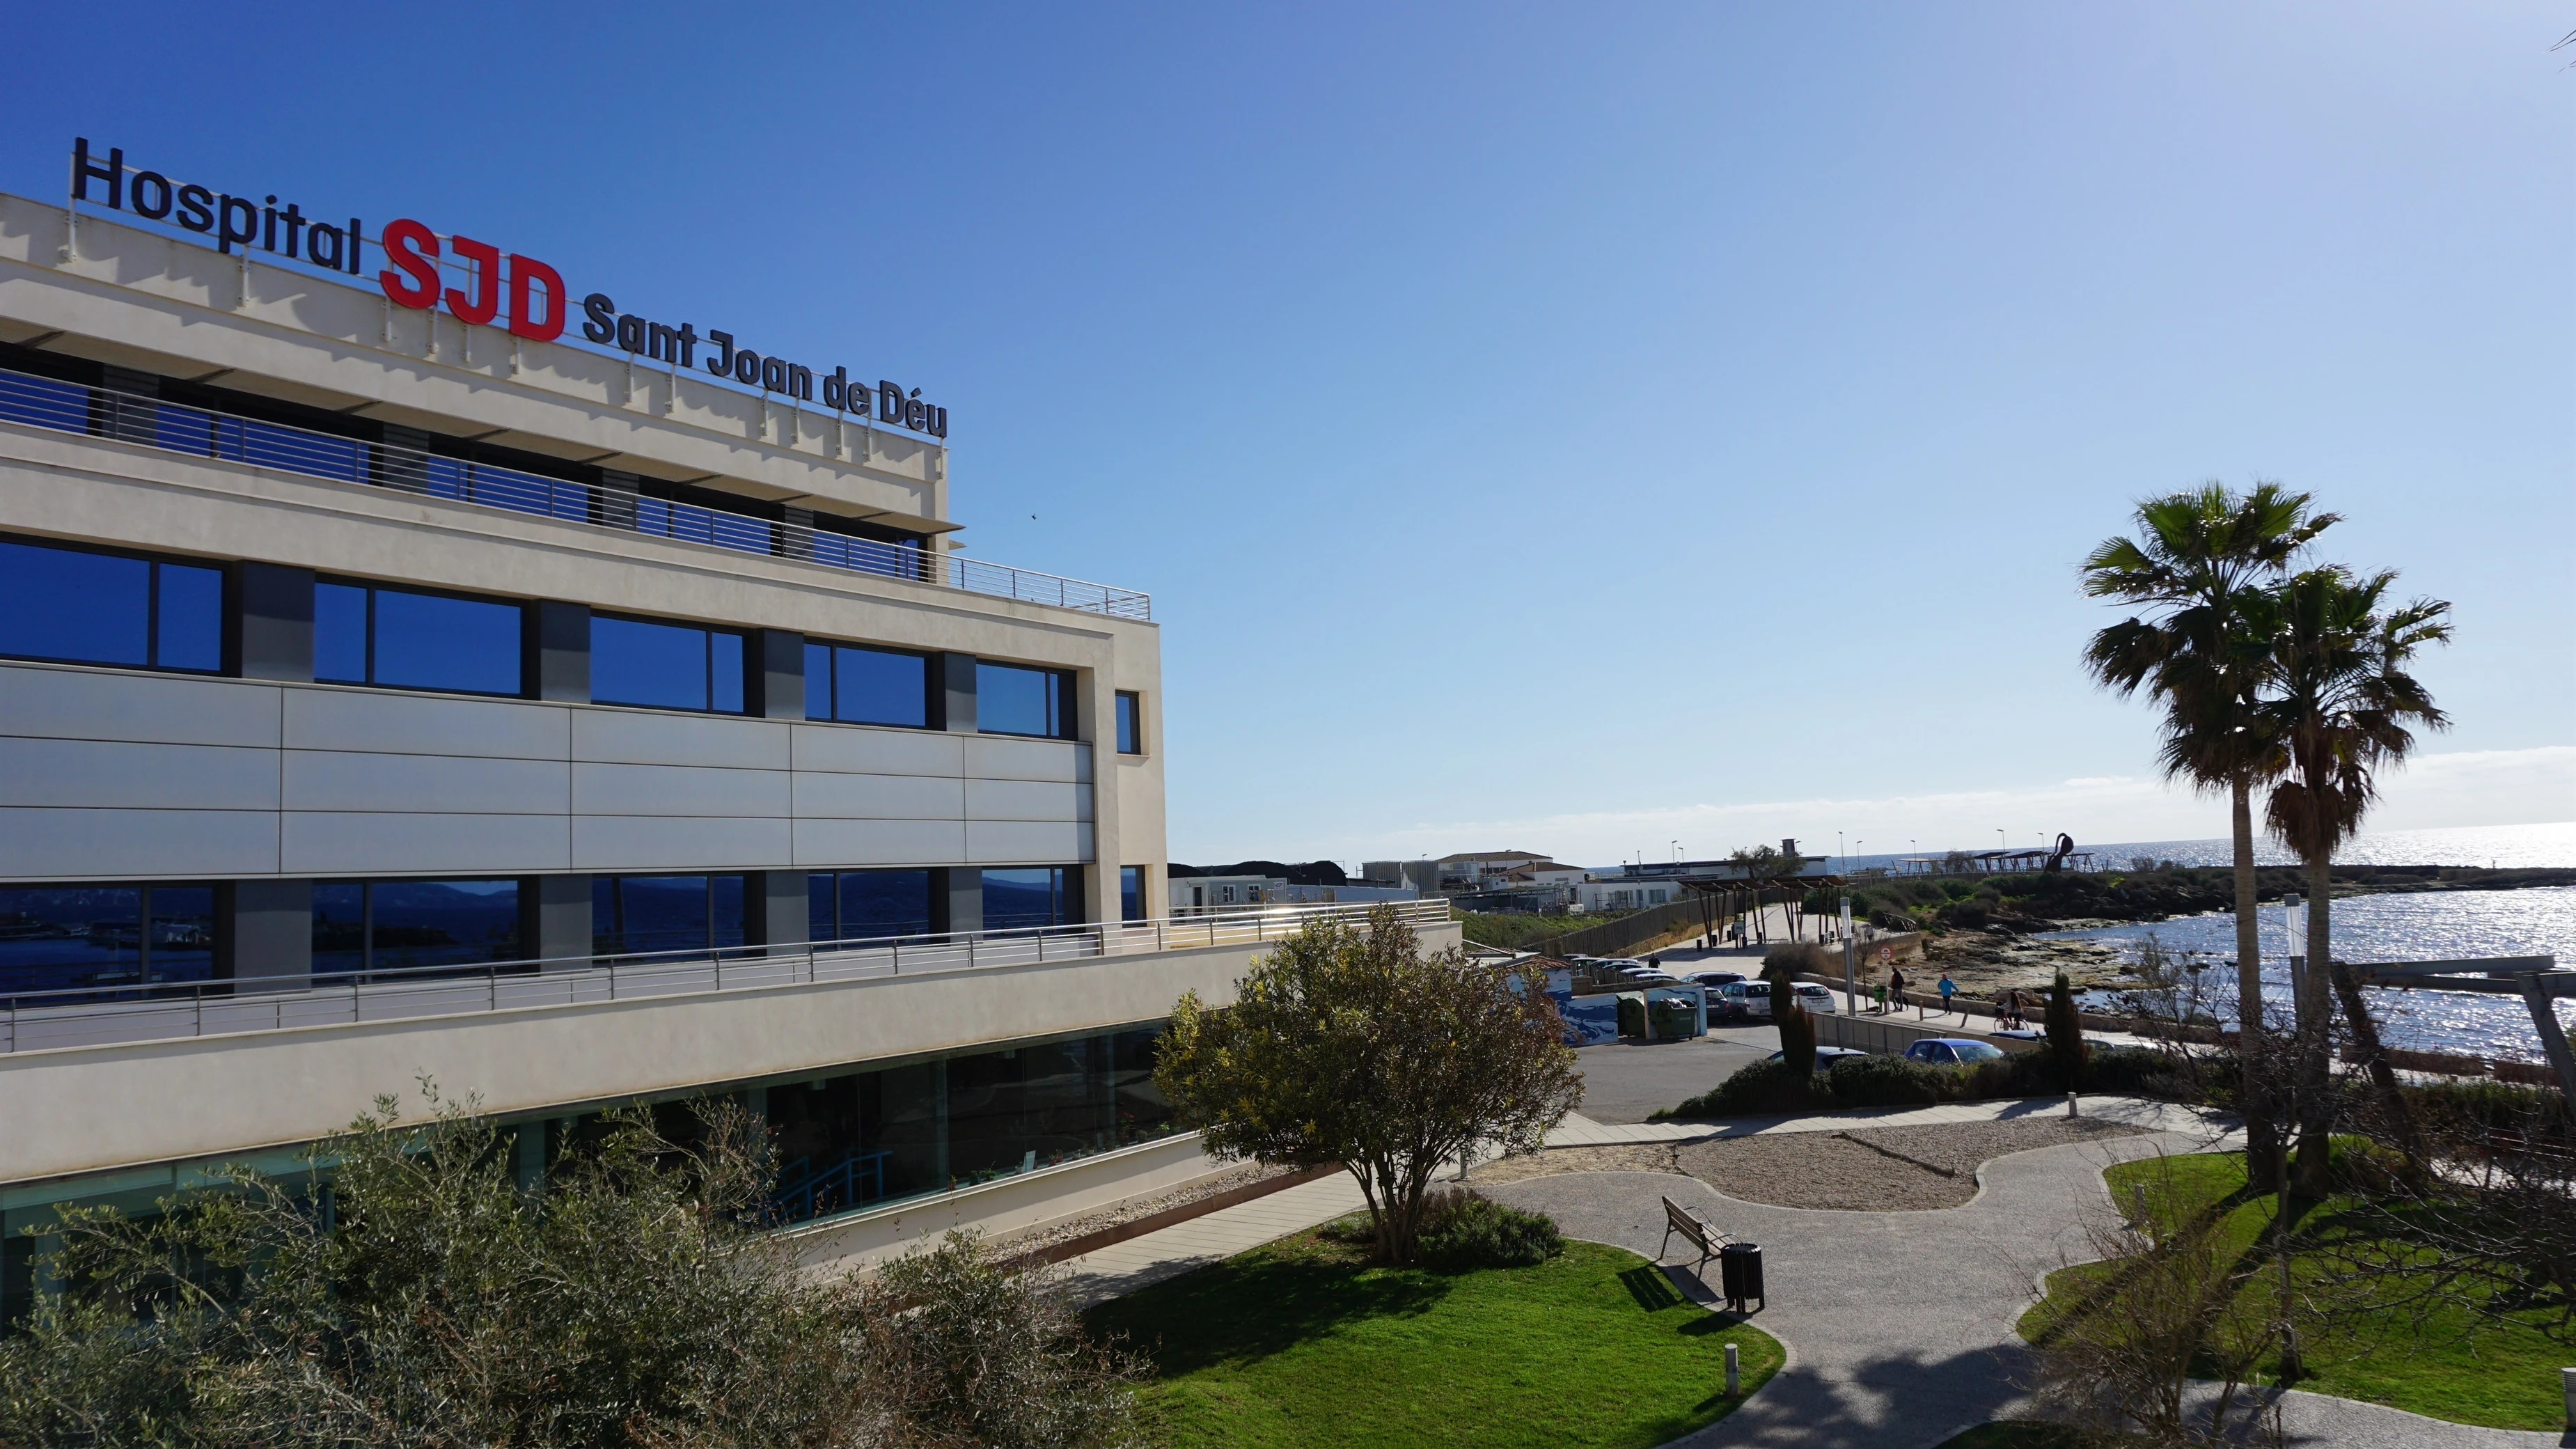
1464;1116;2149;1211
997;1160;1301;1253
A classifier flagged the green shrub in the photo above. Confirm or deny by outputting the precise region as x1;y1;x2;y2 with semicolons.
1825;1053;1946;1108
1416;1189;1563;1269
2043;971;2089;1090
1776;1001;1816;1076
2085;1045;2192;1099
2404;1077;2571;1137
1658;1057;1822;1119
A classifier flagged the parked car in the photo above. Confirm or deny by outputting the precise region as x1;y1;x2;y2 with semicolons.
1717;980;1773;1020
1686;971;1745;987
1789;982;1839;1016
1903;1038;2006;1066
1768;1046;1869;1067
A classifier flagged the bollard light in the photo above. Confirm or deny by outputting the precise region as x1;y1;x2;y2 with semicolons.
1725;1341;1741;1397
2562;1366;2575;1427
2066;1090;2079;1119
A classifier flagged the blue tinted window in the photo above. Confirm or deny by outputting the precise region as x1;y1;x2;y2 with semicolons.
594;616;709;709
835;646;929;728
365;879;519;971
0;538;148;666
594;875;746;955
0;371;90;432
315;582;367;682
976;661;1072;738
1121;866;1145;922
803;642;833;719
156;563;223;671
713;636;744;713
983;867;1069;930
0;884;216;995
372;588;521;694
592;616;746;714
1115;691;1141;753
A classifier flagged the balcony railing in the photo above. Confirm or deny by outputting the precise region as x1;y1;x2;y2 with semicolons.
0;365;1150;620
0;898;1452;1055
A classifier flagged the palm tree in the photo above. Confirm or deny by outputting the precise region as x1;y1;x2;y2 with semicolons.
2080;482;2334;1191
2258;565;2451;1195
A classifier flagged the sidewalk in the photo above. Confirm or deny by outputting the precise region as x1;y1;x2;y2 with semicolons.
1058;1096;2231;1305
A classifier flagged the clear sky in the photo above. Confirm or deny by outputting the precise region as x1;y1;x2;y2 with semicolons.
5;3;2568;867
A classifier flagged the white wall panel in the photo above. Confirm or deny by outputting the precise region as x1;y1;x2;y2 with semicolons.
283;751;570;815
281;812;571;876
961;735;1084;783
572;815;791;872
966;820;1092;865
790;724;961;778
793;818;967;867
792;772;965;821
0;807;279;877
0;738;278;810
572;762;790;818
964;778;1090;823
572;710;790;770
283;688;567;760
0;666;279;747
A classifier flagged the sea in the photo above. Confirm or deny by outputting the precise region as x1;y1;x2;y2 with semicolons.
1986;822;2576;1064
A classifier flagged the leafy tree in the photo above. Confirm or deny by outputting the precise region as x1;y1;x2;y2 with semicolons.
2255;565;2451;1195
2081;480;2334;1188
0;1088;1147;1449
1155;904;1581;1265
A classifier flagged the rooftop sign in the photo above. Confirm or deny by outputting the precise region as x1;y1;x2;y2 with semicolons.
65;139;946;439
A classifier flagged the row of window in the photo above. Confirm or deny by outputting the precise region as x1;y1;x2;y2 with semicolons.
0;533;1141;746
0;868;1150;993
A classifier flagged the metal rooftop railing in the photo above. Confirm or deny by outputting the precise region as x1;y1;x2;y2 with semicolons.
0;364;1150;620
0;898;1451;1055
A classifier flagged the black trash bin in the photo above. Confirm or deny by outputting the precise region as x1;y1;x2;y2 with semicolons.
1718;1242;1764;1312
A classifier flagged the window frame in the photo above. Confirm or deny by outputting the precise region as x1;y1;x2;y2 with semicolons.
802;637;936;730
588;609;750;715
313;574;530;699
1114;690;1144;755
0;531;226;677
974;660;1078;740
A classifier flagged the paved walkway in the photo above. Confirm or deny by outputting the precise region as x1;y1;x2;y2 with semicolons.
1484;1129;2562;1449
1542;1093;2223;1148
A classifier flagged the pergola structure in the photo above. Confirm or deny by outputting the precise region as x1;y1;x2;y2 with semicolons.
2348;953;2574;1095
1676;871;1847;947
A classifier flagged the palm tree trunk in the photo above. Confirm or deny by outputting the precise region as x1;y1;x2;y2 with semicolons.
2291;854;2337;1197
2233;780;2281;1192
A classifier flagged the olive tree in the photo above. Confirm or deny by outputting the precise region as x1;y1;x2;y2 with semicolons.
1155;905;1582;1265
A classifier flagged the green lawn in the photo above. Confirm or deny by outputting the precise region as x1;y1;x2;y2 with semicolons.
2023;1151;2573;1432
1086;1230;1784;1448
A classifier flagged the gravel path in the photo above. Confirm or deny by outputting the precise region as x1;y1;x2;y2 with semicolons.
1675;1118;2148;1211
1484;1130;2559;1449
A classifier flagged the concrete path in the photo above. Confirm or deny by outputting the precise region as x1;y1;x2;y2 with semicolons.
1543;1093;2224;1149
1055;1171;1367;1306
1484;1129;2563;1449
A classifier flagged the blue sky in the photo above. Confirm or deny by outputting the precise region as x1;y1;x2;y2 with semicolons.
6;3;2568;866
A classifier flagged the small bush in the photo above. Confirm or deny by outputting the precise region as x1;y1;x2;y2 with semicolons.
1416;1189;1563;1269
2043;971;2089;1090
1761;941;1830;979
1659;1057;1822;1119
2087;1045;2192;1099
1825;1053;1946;1108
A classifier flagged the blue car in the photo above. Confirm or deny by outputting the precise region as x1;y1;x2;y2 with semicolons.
1904;1038;2006;1066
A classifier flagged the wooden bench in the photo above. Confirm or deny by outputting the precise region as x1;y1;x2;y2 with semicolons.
1659;1194;1734;1273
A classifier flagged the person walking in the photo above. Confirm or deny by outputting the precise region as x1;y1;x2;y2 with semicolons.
1938;971;1958;1021
1890;966;1908;1017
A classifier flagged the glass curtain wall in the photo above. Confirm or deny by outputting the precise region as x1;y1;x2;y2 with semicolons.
591;875;747;956
0;884;214;994
309;880;522;976
982;868;1072;930
760;1025;1170;1223
806;869;934;944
